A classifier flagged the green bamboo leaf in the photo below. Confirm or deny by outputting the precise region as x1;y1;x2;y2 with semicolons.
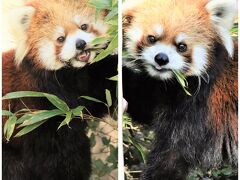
183;87;192;96
18;109;63;127
173;71;186;87
172;70;192;96
4;115;17;141
57;111;72;130
3;91;45;100
58;120;66;130
122;51;129;58
125;134;147;163
79;111;83;119
72;106;85;117
93;34;118;62
111;0;117;7
131;139;146;163
3;91;70;111
89;0;112;9
106;15;118;25
177;72;189;87
107;75;118;81
43;94;69;112
64;111;72;126
221;167;233;176
15;109;31;113
16;114;33;125
105;89;112;107
212;170;221;178
2;110;13;116
81;96;105;104
91;36;110;46
106;25;117;36
96;9;102;21
104;8;118;21
15;120;47;137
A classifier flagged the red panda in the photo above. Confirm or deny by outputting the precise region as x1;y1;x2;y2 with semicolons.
123;0;238;179
2;0;117;179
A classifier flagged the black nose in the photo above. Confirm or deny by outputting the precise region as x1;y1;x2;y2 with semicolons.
76;39;86;50
154;53;169;66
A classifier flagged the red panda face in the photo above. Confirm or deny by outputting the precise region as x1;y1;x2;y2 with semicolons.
10;0;108;70
123;0;236;80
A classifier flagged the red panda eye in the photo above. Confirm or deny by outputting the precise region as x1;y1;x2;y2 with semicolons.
177;43;187;53
80;24;88;31
147;35;156;44
57;36;65;43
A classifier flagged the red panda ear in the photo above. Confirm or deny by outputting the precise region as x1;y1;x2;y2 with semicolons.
122;0;142;27
7;6;36;65
8;6;36;33
206;0;237;30
123;14;134;28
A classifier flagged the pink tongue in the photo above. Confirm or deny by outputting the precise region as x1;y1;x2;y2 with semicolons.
77;51;90;62
155;64;162;70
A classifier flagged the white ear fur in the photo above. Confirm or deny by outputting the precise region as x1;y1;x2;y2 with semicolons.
206;0;237;30
8;6;35;65
8;6;35;36
122;0;143;16
206;0;237;57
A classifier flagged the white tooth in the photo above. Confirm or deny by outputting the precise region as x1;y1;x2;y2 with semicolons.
155;65;162;70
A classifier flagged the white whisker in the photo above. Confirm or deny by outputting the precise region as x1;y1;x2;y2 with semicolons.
193;76;201;96
201;72;210;84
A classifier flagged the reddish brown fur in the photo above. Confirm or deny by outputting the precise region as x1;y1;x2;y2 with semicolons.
2;50;43;128
89;26;101;36
208;42;238;140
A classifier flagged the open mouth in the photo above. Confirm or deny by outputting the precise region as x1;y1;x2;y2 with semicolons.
151;65;171;73
76;50;91;62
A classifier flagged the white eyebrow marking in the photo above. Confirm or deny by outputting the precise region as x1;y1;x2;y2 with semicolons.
73;15;81;24
126;26;143;42
175;33;189;43
55;26;65;34
153;24;164;36
54;26;65;39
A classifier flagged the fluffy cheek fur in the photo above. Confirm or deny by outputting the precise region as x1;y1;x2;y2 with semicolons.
125;26;144;57
37;40;65;70
186;45;209;76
